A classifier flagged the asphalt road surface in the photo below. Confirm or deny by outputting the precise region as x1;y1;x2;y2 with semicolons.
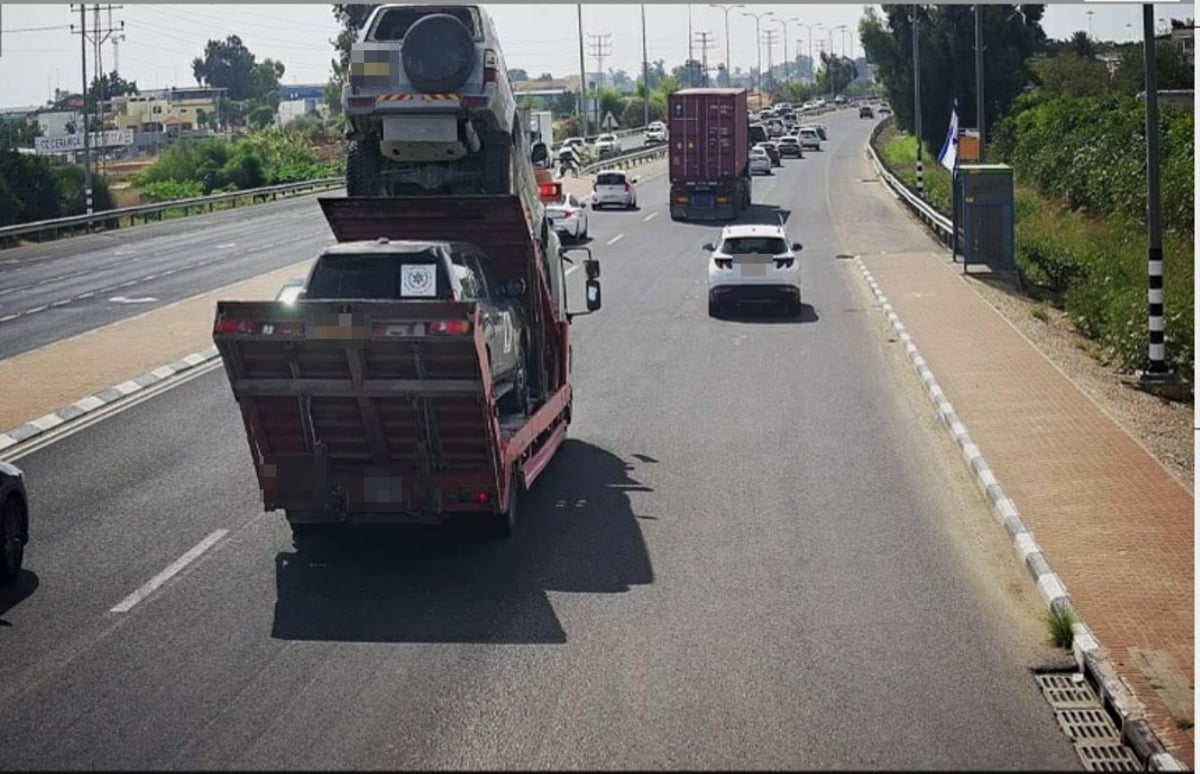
0;109;1081;769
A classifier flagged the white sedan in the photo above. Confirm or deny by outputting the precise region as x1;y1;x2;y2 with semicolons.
705;223;804;317
748;146;773;175
544;193;590;242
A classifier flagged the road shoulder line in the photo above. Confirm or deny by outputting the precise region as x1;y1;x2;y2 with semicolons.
0;344;222;457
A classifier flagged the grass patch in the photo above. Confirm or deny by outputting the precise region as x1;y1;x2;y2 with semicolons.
1031;304;1050;323
1046;607;1076;650
1176;718;1194;731
875;123;1194;398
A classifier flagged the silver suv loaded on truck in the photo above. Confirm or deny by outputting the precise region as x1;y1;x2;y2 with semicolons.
342;4;519;196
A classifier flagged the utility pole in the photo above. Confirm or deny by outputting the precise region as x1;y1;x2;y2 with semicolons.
710;5;744;90
687;4;694;87
974;5;985;161
641;4;649;127
586;32;611;132
1086;10;1094;39
761;29;778;91
70;4;93;217
693;31;717;86
576;5;587;135
798;22;816;84
1140;3;1168;380
771;17;799;86
911;6;924;199
107;3;125;75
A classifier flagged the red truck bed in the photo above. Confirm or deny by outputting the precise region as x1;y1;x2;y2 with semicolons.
668;88;750;183
212;194;575;533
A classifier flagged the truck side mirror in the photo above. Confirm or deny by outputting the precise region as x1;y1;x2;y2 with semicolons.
791;242;803;251
585;259;600;280
585;279;602;312
531;142;549;165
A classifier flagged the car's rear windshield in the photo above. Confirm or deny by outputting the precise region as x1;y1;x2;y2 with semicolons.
306;252;453;300
722;237;790;255
368;6;482;41
596;173;626;185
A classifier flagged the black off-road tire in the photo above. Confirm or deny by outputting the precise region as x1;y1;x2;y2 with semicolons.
492;471;521;539
401;14;477;94
347;140;382;197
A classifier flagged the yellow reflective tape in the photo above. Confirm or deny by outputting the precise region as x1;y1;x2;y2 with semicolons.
363;62;390;77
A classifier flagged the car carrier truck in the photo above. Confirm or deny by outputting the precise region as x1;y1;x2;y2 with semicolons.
212;142;601;542
668;88;752;222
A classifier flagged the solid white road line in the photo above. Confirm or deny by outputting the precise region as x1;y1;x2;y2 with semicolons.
110;529;228;613
606;234;624;246
642;212;659;222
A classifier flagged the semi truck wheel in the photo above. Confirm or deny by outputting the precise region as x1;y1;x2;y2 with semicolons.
481;131;512;194
347;140;381;196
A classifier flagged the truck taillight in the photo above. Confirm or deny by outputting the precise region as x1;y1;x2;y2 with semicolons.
429;320;472;335
483;49;499;84
216;319;260;335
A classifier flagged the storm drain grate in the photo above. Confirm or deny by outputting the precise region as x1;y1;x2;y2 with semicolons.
1035;671;1142;772
1054;708;1120;741
1035;673;1101;710
1074;742;1142;772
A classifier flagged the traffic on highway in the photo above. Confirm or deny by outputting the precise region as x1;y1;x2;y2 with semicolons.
0;2;1191;770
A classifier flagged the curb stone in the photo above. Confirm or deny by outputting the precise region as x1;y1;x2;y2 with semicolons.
0;345;221;456
853;257;1188;771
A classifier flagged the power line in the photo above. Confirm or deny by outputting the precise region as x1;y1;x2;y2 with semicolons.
586;32;612;89
761;29;779;87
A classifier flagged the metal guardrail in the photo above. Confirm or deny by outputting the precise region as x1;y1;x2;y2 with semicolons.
865;117;953;244
0;177;345;246
579;144;668;176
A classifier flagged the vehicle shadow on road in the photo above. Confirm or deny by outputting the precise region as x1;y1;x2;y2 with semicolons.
0;570;39;626
718;303;820;325
270;440;654;645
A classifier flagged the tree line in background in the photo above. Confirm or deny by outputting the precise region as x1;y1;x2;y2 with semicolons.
864;4;1194;384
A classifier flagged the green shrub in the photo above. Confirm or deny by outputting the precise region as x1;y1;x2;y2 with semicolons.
51;164;116;214
138;180;205;203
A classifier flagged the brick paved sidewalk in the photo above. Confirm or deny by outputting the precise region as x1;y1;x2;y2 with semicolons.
861;251;1194;766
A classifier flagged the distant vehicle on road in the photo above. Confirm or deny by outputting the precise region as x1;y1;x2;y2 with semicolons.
593;134;621;158
798;127;822;151
777;136;803;158
592;169;639;209
748;146;773;175
860;105;875;119
705;223;804;318
878;103;892;116
643;121;668;144
755;140;782;167
0;461;29;581
812;124;828;141
545;192;590;242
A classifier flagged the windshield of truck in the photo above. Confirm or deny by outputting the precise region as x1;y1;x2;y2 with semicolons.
721;237;790;255
306;252;453;300
368;6;482;42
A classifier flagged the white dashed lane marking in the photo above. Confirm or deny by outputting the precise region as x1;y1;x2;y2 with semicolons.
606;234;625;246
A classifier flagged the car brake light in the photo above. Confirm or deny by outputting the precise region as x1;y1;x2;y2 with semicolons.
475;491;491;504
715;258;733;270
593;182;599;192
624;182;631;192
216;319;260;335
429;319;472;335
483;49;499;84
561;210;573;218
775;258;795;269
539;182;562;201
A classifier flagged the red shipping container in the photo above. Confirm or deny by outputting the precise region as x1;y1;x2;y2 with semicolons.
668;88;750;184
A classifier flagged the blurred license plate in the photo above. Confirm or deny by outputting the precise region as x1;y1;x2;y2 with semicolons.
741;263;766;277
693;195;714;208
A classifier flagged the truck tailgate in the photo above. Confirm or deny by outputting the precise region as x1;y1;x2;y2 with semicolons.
213;299;503;518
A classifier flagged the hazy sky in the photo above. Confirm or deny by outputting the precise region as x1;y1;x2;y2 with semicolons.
0;2;1194;106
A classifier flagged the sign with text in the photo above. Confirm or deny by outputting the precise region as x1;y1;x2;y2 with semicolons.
35;129;135;154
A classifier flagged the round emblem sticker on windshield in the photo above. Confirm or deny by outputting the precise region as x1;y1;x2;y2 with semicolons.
401;264;437;297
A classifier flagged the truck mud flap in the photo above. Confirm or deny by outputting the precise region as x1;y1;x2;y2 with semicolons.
213;299;504;519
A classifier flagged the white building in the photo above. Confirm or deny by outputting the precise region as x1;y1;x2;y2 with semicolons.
37;110;83;137
276;98;322;127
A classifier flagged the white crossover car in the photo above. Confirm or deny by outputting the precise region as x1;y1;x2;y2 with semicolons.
545;193;589;242
798;126;822;151
705;223;804;317
592;169;638;209
748;146;772;176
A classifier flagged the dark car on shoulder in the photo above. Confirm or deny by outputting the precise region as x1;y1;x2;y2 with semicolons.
1;462;29;581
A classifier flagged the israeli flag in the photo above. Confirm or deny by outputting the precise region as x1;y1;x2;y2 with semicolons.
938;102;959;172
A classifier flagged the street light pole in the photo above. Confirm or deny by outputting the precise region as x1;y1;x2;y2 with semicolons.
576;4;587;135
911;6;924;199
710;5;744;89
742;10;768;97
771;17;800;86
798;22;815;84
641;3;649;127
974;4;986;160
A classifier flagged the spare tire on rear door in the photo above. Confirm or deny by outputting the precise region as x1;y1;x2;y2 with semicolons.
402;14;477;94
